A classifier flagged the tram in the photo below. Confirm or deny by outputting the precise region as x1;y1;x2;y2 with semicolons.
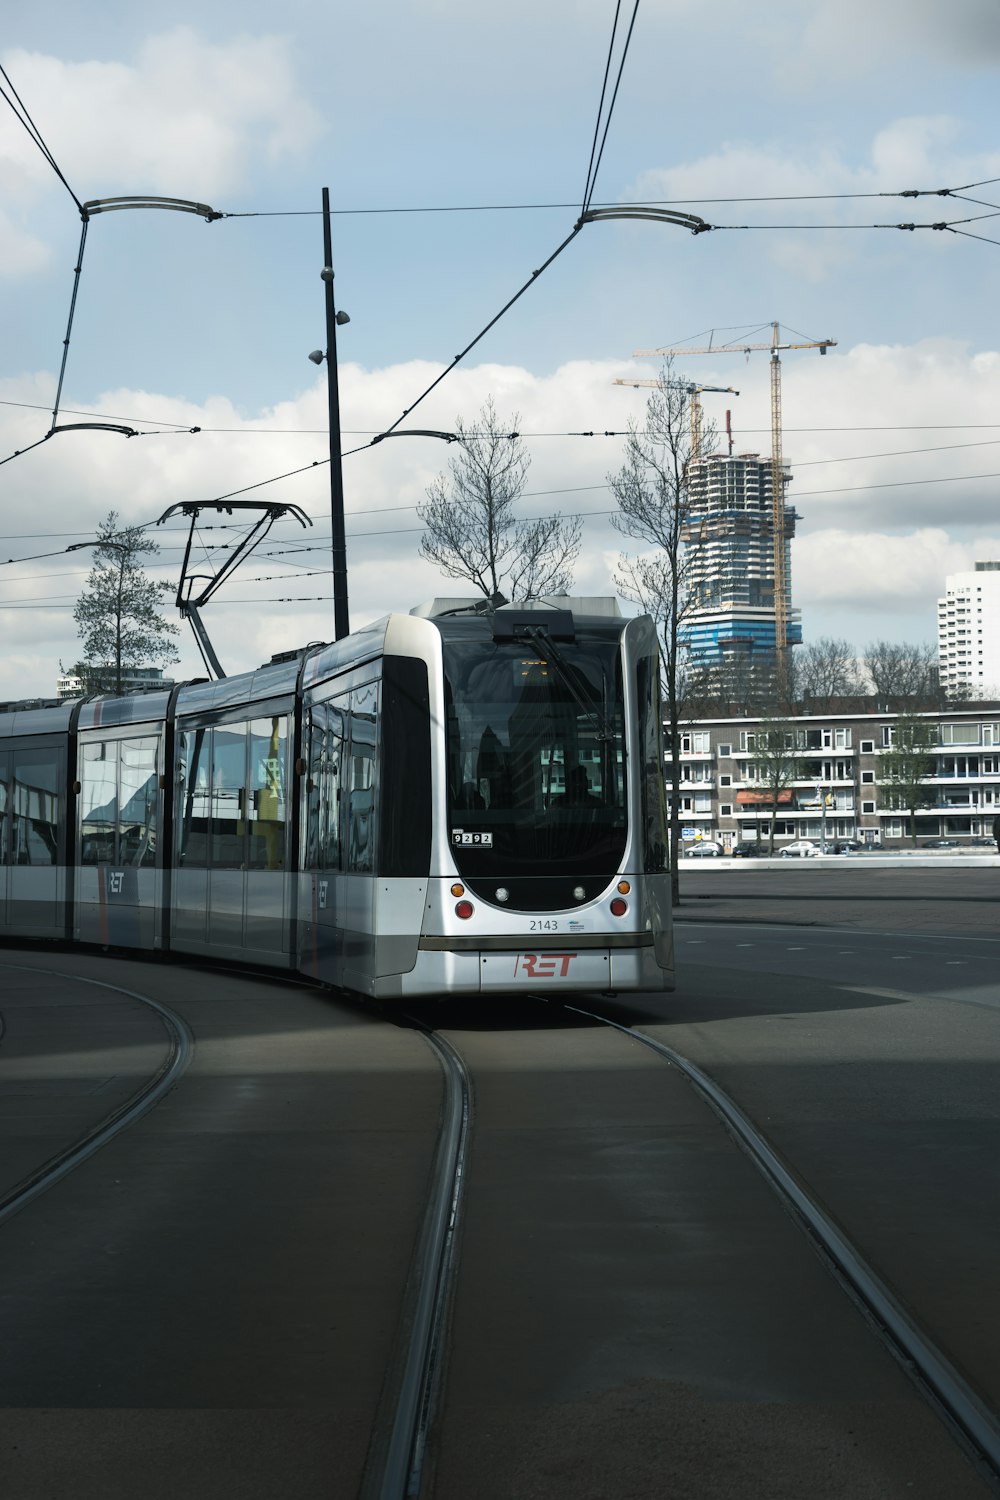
0;597;674;997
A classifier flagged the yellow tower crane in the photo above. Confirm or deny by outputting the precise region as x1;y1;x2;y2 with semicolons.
611;377;739;460
631;322;836;661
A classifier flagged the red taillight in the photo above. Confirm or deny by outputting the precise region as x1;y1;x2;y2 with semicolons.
610;897;628;917
455;900;474;920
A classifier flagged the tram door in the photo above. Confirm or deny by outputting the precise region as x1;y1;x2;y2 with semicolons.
175;717;290;961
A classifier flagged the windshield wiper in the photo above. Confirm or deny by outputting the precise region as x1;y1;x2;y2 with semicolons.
524;628;617;743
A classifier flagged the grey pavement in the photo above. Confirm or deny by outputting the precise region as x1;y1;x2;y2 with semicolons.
677;862;999;937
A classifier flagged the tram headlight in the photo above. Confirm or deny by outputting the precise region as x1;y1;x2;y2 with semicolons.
617;880;631;895
455;899;474;919
451;883;465;897
573;885;586;901
495;887;509;903
610;897;628;917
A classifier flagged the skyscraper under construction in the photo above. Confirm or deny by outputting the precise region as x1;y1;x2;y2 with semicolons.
680;450;801;664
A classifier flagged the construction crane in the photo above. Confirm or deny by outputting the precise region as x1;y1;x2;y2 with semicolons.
611;378;739;460
633;322;836;660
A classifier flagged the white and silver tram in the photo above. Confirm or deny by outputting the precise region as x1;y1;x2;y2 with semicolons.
0;598;674;997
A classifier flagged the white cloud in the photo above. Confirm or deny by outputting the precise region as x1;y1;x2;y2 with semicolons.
0;209;50;277
2;340;1000;700
628;116;1000;283
796;528;973;608
796;0;1000;71
0;30;323;204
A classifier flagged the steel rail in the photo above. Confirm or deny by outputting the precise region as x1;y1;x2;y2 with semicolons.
0;964;194;1225
563;998;1000;1491
363;1024;471;1500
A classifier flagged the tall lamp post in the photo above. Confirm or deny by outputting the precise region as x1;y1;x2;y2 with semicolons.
308;187;351;641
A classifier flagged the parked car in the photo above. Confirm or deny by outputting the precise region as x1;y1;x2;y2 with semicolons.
922;838;959;848
684;840;723;858
833;839;864;854
730;841;763;858
778;839;819;858
970;836;996;847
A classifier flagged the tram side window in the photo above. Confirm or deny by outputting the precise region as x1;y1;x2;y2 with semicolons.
212;725;246;869
346;683;378;873
0;754;9;866
12;749;61;866
119;738;158;867
304;708;323;870
81;742;118;864
306;700;346;871
177;727;211;867
81;737;159;866
248;717;287;870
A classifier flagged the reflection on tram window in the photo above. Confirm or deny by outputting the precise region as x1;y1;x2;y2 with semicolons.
637;658;668;873
0;755;8;866
177;718;289;871
347;684;377;873
442;636;626;873
306;699;345;871
211;726;246;870
81;742;117;864
249;716;287;869
12;750;61;866
80;736;159;866
177;727;211;867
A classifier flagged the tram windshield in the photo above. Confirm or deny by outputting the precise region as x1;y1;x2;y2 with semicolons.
442;632;627;881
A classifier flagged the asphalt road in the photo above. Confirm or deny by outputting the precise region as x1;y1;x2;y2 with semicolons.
0;953;443;1500
678;860;999;936
2;875;998;1498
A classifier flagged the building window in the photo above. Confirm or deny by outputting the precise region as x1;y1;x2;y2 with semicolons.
720;774;731;787
862;800;876;814
941;723;980;745
860;739;874;753
718;743;732;758
880;727;894;747
861;770;875;784
720;804;733;816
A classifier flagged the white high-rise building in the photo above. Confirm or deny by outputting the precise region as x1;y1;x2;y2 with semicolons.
937;563;1000;697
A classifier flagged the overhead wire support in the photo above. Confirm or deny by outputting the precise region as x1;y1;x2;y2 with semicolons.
581;0;622;213
0;62;84;214
582;0;641;214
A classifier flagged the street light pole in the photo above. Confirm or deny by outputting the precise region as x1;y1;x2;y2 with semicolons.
321;187;350;641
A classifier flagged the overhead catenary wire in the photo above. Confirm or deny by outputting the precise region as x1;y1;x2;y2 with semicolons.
215;176;1000;219
0;63;84;213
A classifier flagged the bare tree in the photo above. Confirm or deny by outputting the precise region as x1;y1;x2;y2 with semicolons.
797;636;864;710
418;398;581;600
747;717;804;854
863;640;939;707
609;366;707;904
71;510;178;696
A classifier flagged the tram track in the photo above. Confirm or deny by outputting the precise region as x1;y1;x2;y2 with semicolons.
0;962;194;1227
362;1020;473;1500
548;993;1000;1495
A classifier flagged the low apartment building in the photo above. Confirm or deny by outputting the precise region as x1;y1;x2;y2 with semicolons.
673;703;1000;848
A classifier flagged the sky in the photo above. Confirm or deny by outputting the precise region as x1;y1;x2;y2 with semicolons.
1;0;999;700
